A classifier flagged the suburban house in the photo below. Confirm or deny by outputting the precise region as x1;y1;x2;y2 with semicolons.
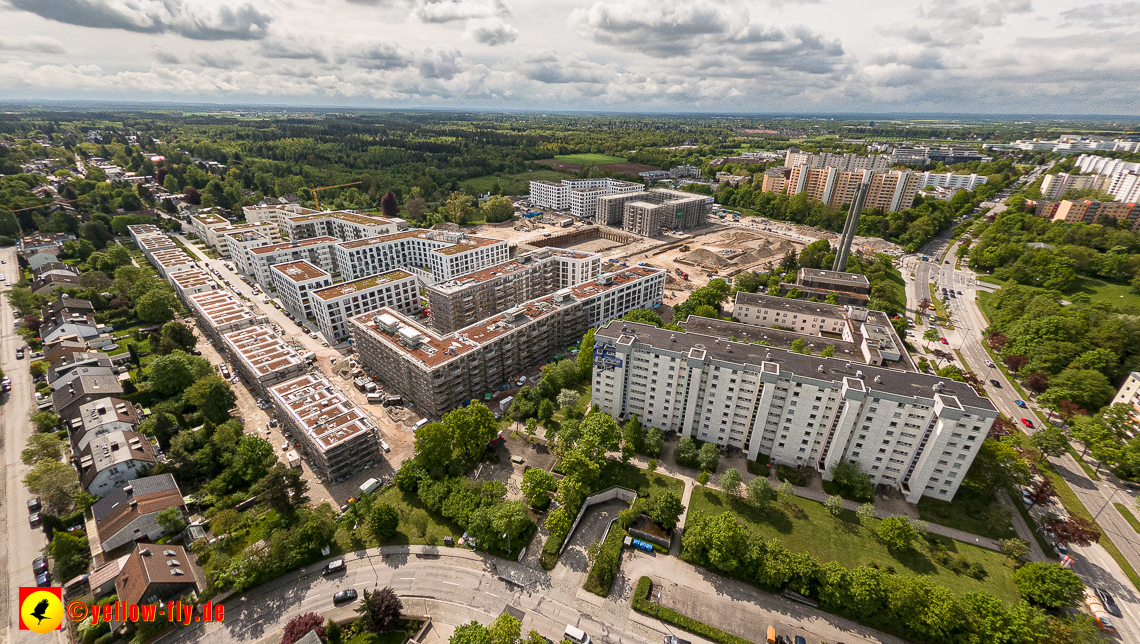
77;430;159;497
69;397;141;452
52;374;125;423
86;474;186;564
114;544;206;610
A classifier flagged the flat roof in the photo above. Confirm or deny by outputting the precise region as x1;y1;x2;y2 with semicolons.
168;268;215;290
735;291;850;318
426;256;553;295
286;211;393;226
598;321;993;412
269;373;375;452
223;325;305;378
435;235;505;256
800;268;871;286
136;235;176;251
249;236;340;255
191;213;229;226
680;315;870;364
150;249;193;267
270;260;330;283
188;290;261;329
311;270;415;301
352;266;663;369
336;230;505;256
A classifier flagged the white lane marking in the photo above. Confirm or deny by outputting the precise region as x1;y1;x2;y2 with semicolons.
400;577;415;580
443;581;460;586
485;592;499;598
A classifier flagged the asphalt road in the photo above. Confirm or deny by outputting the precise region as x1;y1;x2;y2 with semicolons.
0;245;64;644
903;209;1140;641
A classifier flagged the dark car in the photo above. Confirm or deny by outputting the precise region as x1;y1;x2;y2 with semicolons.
333;589;358;604
1096;588;1122;617
190;349;202;356
35;572;51;587
33;556;49;575
16;348;25;359
794;637;807;644
29;512;42;528
989;379;1001;388
323;559;346;575
27;497;41;513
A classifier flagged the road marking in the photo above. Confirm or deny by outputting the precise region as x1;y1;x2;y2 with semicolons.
485;592;499;598
400;577;415;580
443;581;460;586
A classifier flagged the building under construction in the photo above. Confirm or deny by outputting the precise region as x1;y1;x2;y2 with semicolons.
594;188;711;236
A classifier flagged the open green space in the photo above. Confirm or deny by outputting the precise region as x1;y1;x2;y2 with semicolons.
595;459;684;505
1115;503;1140;533
334;486;465;551
1067;275;1140;309
553;153;627;165
917;479;1016;541
460;169;567;196
688;486;1020;604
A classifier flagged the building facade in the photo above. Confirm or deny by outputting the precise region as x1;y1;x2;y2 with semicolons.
333;230;509;284
270;261;334;321
311;270;421;341
221;325;310;392
283;211;401;242
528;178;644;218
246;236;341;287
617;189;712;236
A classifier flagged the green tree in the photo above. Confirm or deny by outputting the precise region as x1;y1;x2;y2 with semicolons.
21;432;65;465
1029;425;1069;461
790;338;808;354
825;494;844;516
856;502;877;524
254;463;308;519
232;435;276;486
134;288;179;324
370;503;400;541
357;586;404;633
446;191;474;225
973;437;1031;493
698;442;719;472
155;507;186;534
820;345;835;358
825;292;839;305
445;402;499;466
30;410;61;432
538;399;555;423
184;376;237;423
777;480;795;505
158;320;197;353
643;428;664;458
414;422;454;473
718;467;742;495
1047;369;1115;412
650;490;685;530
544;507;572;542
481;195;515;223
557;388;580;410
1013;562;1083;609
1000;538;1030;563
28;360;49;378
46;529;90;581
876;515;917;552
521;468;556;507
621;414;643;455
148;353;199;396
24;459;79;512
746;476;776;506
829;460;874;501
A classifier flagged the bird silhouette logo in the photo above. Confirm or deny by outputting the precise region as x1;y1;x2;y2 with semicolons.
19;587;63;632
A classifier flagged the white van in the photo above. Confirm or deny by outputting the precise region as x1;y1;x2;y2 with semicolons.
366;393;384;404
359;478;382;495
564;626;591;644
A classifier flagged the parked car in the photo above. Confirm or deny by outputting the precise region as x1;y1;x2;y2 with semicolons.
940;337;948;344
35;572;51;587
27;497;41;513
664;637;691;644
322;559;346;575
985;360;996;368
32;556;49;575
333;589;358;604
1015;400;1027;408
1096;587;1122;617
16;348;24;359
29;512;41;528
794;637;807;644
281;441;290;451
1054;542;1069;556
1020;418;1035;428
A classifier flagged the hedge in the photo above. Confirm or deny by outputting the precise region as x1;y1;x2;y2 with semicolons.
632;577;756;644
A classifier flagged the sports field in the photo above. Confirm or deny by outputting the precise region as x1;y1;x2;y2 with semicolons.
553;153;627;165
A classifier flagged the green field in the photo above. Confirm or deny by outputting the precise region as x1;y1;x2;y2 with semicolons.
1068;276;1140;309
688;486;1020;604
461;169;566;196
595;460;684;505
553;153;627;165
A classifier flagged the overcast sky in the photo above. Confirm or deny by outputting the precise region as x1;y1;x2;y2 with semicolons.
1;0;1138;114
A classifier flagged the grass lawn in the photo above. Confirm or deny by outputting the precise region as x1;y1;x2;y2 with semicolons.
1067;276;1140;309
554;153;627;165
916;478;1016;541
1115;503;1140;533
461;170;566;196
334;486;465;551
346;630;412;644
688;486;1020;604
595;459;684;505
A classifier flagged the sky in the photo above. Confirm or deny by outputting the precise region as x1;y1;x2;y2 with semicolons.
0;0;1139;114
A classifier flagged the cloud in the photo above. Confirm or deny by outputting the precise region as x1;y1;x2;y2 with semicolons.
465;18;517;45
6;0;274;40
347;43;414;69
412;0;510;23
1060;2;1140;29
518;50;613;84
0;36;66;53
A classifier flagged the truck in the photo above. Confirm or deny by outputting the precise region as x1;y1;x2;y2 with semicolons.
679;245;690;252
559;218;573;227
359;478;382;495
366;393;384;404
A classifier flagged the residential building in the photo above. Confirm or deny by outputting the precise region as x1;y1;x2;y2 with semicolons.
149;248;195;279
350;266;665;417
226;231;273;277
44;336;90;365
242;202;317;232
268;373;383;481
115;544;206;611
33;262;80;280
916;172;988;192
528;178;644;218
1039;200;1139;229
616;189;712;236
784;150;890;173
212;222;281;258
77;430;159;497
48;355;114;389
311;270;420;341
246;236;341;287
221;325;310;392
270;261;334;321
168;268;218;304
864;171;922;212
86;474;186;562
1040;173;1098;200
926;148;990;165
41;298;106;343
186;290;267;341
31;272;81;295
591;321;998;502
134;234;178;258
283;211;401;242
1107;172;1140;204
126;224;164;247
761;167;789;194
187;212;231;247
69;396;141;452
1075;154;1140;176
333;230;509;284
1111;372;1140;429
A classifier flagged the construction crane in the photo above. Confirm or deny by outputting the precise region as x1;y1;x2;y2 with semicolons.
310;182;362;211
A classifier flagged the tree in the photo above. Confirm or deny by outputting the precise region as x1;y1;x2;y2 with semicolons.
446;191;474;225
747;476;776;506
544;507;572;542
21;432;64;465
184;376;237;423
1045;516;1101;546
923;328;939;346
28;360;48;378
281;613;325;644
1004;354;1029;374
370;504;400;541
149;353;200;396
825;494;844;516
1000;538;1030;562
134;288;179;324
325;619;343;644
876;515;917;552
643;428;663;458
650;490;685;531
255;463;308;518
1029;425;1068;461
1023;478;1057;509
1013;562;1083;609
829;460;874;501
973;438;1031;494
718;468;742;495
557;388;580;410
481;195;515;223
790;338;808;354
159;320;197;353
820;345;835;358
356;586;403;633
520;468;556;508
46;529;90;582
856;502;877;524
24;459;79;512
414;422;453;473
621;414;643;456
381;189;399;219
698;442;719;472
674;437;698;468
444;402;499;466
538;399;555;423
30;410;61;433
1049;369;1115;411
777;480;795;505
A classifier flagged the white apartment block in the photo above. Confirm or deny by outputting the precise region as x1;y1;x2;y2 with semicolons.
126;224;164;246
916;172;989;192
333;230;509;284
784;151;891;173
242;203;316;233
592;321;998;503
188;212;232;248
221;325;309;392
134;234;178;259
211;222;281;258
1108;172;1140;204
226;231;275;276
168;268;217;304
528;178;644;218
311;270;421;341
270;261;333;321
1075;154;1140;176
1040;173;1099;200
186;290;267;340
149;248;195;279
284;211;401;242
246;236;341;287
1111;372;1140;430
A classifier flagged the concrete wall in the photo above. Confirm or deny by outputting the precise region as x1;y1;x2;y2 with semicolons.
560;485;637;554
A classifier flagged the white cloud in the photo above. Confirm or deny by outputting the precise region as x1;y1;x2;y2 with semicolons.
0;36;66;53
465;18;518;45
5;0;274;40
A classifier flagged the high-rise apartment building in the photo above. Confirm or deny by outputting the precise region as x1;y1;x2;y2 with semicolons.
591;321;998;502
270;261;334;321
283;211;403;242
597;188;711;236
784;150;890;173
332;230;509;284
310;270;421;341
529;178;644;218
246;236;341;287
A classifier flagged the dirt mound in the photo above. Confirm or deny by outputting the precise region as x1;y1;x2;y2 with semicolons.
684;248;729;266
733;248;774;265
